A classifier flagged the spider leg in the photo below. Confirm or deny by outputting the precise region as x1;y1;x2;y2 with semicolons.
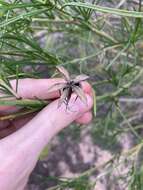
73;86;87;105
48;83;66;93
59;88;63;96
58;88;68;108
66;103;68;110
74;95;78;102
65;98;69;110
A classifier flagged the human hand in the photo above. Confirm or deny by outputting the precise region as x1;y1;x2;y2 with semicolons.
0;78;93;190
0;78;93;138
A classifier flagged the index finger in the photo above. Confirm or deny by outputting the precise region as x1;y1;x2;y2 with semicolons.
10;78;92;99
10;78;64;100
0;78;63;113
0;78;92;113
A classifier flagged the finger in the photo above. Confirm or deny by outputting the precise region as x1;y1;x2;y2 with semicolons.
0;94;93;190
75;111;92;124
11;78;92;99
80;81;93;96
0;78;64;113
10;78;65;99
0;94;93;138
0;79;92;113
4;93;93;141
31;93;93;133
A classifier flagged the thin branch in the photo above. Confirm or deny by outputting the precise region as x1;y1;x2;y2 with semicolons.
117;105;142;140
97;68;143;101
0;98;48;107
119;98;143;103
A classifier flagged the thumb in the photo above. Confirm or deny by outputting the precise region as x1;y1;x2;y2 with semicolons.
0;94;93;190
38;93;93;135
22;93;93;145
2;94;93;153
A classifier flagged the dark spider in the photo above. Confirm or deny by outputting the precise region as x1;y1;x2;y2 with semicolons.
48;66;89;108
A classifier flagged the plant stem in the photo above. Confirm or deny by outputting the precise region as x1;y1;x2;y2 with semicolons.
0;98;48;107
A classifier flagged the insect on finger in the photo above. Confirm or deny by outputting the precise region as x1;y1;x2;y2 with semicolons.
52;66;90;110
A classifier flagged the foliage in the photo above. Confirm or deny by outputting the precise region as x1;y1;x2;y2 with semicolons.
0;0;143;189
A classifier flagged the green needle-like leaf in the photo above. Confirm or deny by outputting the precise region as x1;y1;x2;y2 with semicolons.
62;2;143;18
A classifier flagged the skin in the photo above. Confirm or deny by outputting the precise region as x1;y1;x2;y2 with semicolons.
0;78;93;190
